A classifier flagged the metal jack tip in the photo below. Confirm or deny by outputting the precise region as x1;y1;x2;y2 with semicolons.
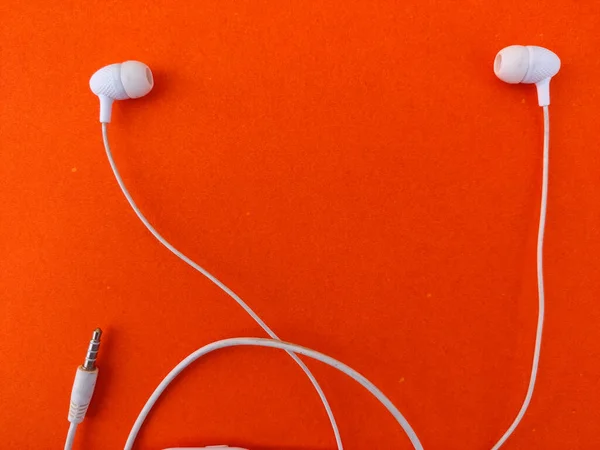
82;328;102;371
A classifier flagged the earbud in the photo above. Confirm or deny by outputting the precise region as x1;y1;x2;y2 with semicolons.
89;61;154;123
494;45;560;107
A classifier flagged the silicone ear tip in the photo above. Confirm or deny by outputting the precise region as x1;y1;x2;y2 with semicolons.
120;61;154;99
494;45;529;84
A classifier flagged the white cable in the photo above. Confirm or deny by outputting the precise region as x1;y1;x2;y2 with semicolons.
124;337;424;450
491;105;549;449
100;124;343;449
64;422;77;450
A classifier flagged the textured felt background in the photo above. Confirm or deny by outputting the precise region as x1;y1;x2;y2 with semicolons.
2;1;600;449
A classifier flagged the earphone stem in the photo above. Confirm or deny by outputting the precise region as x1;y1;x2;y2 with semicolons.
98;95;114;123
535;78;551;107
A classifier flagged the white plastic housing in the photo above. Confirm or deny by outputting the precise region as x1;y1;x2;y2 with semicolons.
89;61;154;122
68;367;98;424
494;45;560;106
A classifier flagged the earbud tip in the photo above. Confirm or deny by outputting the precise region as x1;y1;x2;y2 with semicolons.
494;45;529;84
120;61;154;99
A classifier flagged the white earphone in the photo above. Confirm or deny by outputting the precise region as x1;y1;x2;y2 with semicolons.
490;44;559;450
493;45;560;106
73;46;560;450
89;61;154;123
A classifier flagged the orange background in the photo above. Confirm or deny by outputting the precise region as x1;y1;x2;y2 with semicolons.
2;1;600;449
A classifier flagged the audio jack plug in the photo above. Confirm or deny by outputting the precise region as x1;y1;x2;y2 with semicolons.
68;329;102;426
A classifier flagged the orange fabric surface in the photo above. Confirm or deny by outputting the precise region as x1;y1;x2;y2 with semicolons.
2;1;600;449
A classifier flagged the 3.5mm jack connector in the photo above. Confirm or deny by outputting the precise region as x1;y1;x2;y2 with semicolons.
68;328;103;425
